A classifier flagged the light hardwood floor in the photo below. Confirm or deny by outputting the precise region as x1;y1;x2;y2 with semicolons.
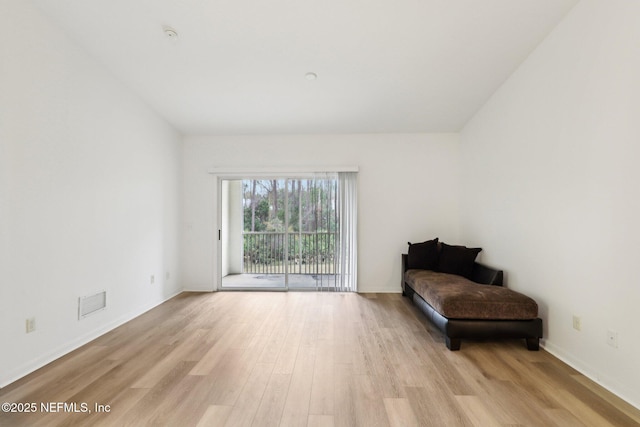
1;291;639;426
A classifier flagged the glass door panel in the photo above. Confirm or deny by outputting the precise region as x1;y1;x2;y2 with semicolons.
221;178;287;289
220;176;341;291
286;178;338;290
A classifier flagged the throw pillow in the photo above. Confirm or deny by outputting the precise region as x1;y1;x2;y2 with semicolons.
407;238;439;270
437;243;482;278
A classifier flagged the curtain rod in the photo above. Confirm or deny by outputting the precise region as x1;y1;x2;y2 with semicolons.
208;166;359;175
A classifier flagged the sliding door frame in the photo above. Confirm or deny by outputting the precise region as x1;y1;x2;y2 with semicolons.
211;166;358;291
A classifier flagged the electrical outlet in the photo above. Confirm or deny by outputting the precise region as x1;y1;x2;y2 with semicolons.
165;271;170;280
150;275;155;284
607;330;618;348
572;315;581;331
26;317;36;333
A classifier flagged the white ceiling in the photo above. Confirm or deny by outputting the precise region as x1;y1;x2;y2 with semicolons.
33;0;578;135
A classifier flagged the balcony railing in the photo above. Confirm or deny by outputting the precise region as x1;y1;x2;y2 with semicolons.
243;232;337;275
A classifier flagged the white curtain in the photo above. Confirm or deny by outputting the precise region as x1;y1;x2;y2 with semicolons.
309;171;357;292
336;172;358;292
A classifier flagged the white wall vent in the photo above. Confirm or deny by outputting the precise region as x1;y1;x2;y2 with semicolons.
78;290;106;320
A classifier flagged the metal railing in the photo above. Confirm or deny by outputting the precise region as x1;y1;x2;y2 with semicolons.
243;232;337;275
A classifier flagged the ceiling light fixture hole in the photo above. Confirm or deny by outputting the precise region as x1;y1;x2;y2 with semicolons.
163;26;178;39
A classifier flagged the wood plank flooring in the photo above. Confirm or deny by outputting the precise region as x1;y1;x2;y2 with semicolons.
1;291;639;426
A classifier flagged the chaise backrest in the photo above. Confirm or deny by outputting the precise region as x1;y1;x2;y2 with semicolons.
401;254;503;286
470;262;503;286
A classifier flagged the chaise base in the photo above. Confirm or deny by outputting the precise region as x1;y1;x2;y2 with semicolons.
405;283;543;351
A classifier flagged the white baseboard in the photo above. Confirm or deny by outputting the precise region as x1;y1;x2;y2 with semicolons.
358;288;403;293
0;289;183;389
541;340;640;411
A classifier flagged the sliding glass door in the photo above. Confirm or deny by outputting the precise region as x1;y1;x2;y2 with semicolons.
220;173;357;291
285;177;338;290
238;178;288;289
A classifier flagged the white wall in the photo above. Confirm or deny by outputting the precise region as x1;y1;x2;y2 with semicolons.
0;1;182;386
220;180;243;277
460;0;640;408
221;180;230;277
181;134;461;292
228;180;244;274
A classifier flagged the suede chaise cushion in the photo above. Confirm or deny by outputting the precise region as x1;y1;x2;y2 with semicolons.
404;269;538;320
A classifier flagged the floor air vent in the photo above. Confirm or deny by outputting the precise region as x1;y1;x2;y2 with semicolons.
78;291;106;319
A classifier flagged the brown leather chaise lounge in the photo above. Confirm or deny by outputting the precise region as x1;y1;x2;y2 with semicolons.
402;239;543;351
